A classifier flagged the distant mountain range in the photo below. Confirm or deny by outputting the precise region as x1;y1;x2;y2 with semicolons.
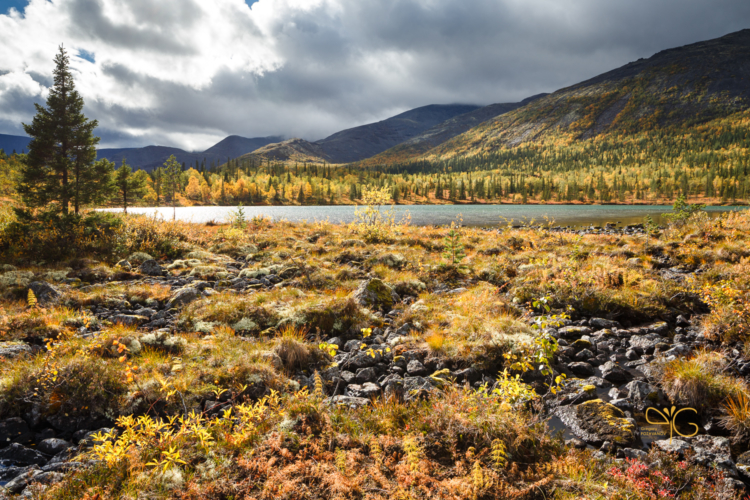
0;134;282;171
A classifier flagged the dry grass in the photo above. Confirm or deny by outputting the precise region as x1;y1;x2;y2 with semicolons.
656;350;749;411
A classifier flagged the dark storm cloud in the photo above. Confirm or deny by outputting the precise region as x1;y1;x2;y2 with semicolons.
1;0;748;149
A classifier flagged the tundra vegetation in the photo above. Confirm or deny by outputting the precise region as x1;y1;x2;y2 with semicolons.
0;199;749;499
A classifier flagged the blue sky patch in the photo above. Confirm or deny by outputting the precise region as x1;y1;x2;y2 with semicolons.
77;49;95;63
0;0;28;15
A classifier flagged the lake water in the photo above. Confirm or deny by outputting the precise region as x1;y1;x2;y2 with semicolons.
106;204;745;228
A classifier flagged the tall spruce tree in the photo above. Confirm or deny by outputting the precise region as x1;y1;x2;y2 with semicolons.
19;45;113;215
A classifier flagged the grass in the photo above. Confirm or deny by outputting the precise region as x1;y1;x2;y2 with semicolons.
1;208;750;498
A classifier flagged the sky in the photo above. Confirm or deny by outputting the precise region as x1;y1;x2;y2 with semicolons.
0;0;748;151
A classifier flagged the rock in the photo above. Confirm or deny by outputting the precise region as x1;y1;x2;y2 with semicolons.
555;379;598;406
166;287;200;308
645;321;669;334
132;308;157;318
555;399;638;446
3;468;43;494
557;326;593;338
36;439;71;457
0;342;32;360
326;395;370;408
109;314;149;327
138;260;165;276
623;380;663;411
343;339;362;352
453;367;480;383
0;418;34;447
0;443;47;466
139;332;186;354
352;279;399;311
575;349;595;361
628;334;664;354
653;438;691;455
565;437;587;449
403;376;437;402
599;361;631;383
345;383;381;398
676;315;690;327
590;318;621;329
344;351;381;370
662;344;692;357
568;362;596;377
355;367;378;384
688;435;737;477
115;259;131;270
28;282;61;305
406;359;428;376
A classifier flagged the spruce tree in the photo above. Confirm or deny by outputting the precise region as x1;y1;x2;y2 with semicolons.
163;155;182;220
19;45;112;215
114;159;148;213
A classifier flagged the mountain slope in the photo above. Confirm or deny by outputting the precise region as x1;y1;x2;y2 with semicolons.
315;104;479;163
425;29;750;161
202;135;283;160
0;134;30;154
242;104;480;165
361;94;547;165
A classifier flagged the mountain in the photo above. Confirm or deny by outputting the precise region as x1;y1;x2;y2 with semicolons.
315;104;480;163
422;29;750;161
240;104;480;165
96;135;281;171
360;94;548;165
202;135;283;159
0;134;30;155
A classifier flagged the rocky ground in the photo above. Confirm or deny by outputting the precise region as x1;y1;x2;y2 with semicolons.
1;213;749;499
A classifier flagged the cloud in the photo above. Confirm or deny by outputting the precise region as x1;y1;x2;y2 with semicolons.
0;0;748;150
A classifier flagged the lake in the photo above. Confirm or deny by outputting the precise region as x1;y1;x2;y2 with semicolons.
105;204;745;228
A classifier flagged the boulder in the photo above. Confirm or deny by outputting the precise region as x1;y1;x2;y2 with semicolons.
354;367;378;384
0;418;34;447
352;279;399;311
345;383;381;398
138;260;165;277
557;326;593;338
0;342;32;360
326;395;370;408
623;380;664;411
36;439;72;457
555;399;638;446
688;435;737;477
403;376;438;402
109;314;149;327
2;467;43;494
139;332;186;354
599;361;631;383
166;287;200;308
0;443;48;466
406;359;428;376
590;318;621;330
653;438;691;455
28;282;61;305
568;362;596;377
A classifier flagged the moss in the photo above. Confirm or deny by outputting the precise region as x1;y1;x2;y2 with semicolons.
576;399;637;445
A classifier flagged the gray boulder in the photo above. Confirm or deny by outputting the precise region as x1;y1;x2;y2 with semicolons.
29;282;61;305
0;342;32;360
138;260;165;276
352;278;399;311
600;361;631;383
166;287;200;308
589;318;621;329
555;399;638;446
37;439;72;457
623;380;664;411
406;359;428;376
326;395;370;408
345;382;381;398
2;467;43;494
403;376;438;402
568;362;596;377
